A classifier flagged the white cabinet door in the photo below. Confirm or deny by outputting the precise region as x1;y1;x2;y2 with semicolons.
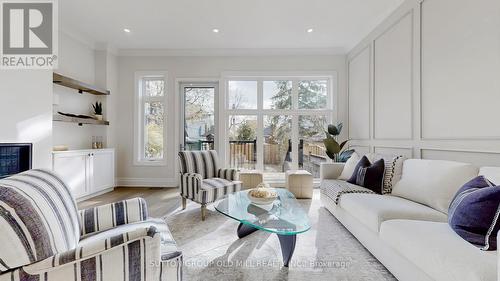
53;153;88;198
91;150;114;193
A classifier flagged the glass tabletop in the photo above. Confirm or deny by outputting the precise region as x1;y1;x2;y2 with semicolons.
215;188;311;235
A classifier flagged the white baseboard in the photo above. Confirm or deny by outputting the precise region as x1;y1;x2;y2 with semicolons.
116;177;178;187
76;187;114;202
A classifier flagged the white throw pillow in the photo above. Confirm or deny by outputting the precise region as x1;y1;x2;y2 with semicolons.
391;159;479;214
338;152;360;180
479;167;500;185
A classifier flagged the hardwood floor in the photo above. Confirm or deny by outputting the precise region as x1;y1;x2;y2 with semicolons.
78;187;180;218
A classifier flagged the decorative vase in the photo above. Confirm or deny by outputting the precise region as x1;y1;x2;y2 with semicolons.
94;114;103;121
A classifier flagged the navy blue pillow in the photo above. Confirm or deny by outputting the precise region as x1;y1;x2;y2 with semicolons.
448;176;500;250
347;156;385;194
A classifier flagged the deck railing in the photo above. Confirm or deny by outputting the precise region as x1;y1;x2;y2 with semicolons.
189;139;328;176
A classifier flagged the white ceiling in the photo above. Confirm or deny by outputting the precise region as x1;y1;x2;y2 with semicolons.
60;0;404;53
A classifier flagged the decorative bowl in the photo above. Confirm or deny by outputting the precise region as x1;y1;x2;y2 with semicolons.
247;186;278;205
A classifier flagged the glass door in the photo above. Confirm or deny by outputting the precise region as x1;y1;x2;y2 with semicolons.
180;82;218;151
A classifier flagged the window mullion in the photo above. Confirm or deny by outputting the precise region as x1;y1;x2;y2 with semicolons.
292;80;299;170
256;80;264;171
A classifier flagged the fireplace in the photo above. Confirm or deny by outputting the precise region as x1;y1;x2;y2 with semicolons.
0;143;32;179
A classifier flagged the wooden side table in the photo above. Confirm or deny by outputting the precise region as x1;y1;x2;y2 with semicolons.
239;170;264;190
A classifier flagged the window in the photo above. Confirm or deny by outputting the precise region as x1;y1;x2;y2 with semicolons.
224;74;335;178
135;72;167;165
228;81;258;110
263;81;292;109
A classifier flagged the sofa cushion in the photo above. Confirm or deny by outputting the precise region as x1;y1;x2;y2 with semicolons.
391;159;478;214
448;176;500;250
480;167;500;185
347;156;385;193
380;220;497;281
80;218;181;261
199;178;242;204
339;193;447;233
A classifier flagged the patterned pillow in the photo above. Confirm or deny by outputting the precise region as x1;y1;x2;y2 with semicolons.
347;156;385;194
448;176;500;250
366;153;405;194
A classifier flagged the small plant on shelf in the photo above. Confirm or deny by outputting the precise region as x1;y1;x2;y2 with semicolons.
323;123;355;162
92;101;103;120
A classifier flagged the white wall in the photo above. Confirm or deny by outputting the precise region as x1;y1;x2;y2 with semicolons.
116;55;347;186
347;0;500;167
53;31;108;150
0;70;52;168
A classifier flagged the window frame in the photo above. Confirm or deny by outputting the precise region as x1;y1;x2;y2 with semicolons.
134;71;168;166
221;72;338;173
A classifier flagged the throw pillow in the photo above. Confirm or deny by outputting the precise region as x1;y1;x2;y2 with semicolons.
347;156;385;194
448;176;500;250
366;153;405;194
338;152;361;180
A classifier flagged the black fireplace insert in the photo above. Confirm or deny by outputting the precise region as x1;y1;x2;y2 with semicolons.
0;143;32;179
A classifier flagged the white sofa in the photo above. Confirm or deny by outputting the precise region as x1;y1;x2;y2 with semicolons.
320;159;499;281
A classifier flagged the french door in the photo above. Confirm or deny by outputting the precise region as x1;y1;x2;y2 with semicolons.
179;82;218;151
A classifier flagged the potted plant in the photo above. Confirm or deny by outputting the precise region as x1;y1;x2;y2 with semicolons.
323;123;355;162
92;102;103;120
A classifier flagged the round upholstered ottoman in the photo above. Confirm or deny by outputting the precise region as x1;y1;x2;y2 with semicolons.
285;170;313;199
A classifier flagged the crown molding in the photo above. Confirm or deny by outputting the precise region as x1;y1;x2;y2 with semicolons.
117;47;347;57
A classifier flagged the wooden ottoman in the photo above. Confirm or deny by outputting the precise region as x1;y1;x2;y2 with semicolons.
285;170;313;199
239;170;264;190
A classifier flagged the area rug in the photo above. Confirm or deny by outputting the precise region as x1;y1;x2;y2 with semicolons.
164;190;396;281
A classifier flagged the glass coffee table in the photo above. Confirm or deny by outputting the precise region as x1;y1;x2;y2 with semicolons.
215;188;311;267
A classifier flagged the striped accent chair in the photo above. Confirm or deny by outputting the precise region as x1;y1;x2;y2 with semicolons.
0;169;182;281
178;150;241;220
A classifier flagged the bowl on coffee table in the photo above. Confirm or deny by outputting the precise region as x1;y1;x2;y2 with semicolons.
247;183;278;205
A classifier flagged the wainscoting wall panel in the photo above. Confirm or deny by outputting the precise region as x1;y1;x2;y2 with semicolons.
374;146;413;158
421;149;500;167
346;0;500;165
373;12;413;140
350;145;371;155
348;47;371;140
421;0;500;139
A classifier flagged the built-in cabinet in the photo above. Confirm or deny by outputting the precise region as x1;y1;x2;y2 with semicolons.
52;148;115;199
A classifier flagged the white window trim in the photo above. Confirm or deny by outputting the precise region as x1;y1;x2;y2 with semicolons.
220;71;338;171
133;71;168;166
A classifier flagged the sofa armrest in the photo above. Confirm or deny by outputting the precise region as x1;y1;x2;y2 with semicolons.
320;163;345;180
218;168;239;181
23;226;160;276
179;172;203;199
79;197;148;236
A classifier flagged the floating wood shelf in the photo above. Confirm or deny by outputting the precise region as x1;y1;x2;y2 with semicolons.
53;114;110;126
53;73;110;96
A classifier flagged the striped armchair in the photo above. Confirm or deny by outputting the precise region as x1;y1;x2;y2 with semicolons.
178;150;241;220
0;169;182;281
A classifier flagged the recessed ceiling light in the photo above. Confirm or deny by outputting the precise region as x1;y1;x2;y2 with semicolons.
212;28;220;33
123;28;131;33
307;28;314;33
